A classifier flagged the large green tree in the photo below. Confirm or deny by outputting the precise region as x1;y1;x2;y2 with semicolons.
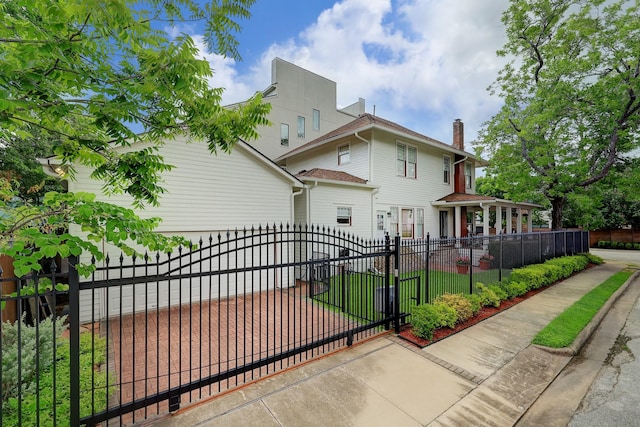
476;0;640;230
0;0;269;276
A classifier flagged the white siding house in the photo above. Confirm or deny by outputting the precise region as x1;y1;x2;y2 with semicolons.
51;136;304;321
232;57;366;160
277;114;536;240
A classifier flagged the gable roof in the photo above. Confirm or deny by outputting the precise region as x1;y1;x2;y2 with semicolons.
276;113;483;163
295;168;367;184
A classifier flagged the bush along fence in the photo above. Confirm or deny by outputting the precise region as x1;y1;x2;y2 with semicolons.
410;253;603;342
596;240;640;250
0;227;589;426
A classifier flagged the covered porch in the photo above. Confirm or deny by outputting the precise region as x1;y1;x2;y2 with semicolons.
432;193;541;238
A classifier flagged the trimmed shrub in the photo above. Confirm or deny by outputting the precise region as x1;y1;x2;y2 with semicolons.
433;301;458;328
501;281;529;299
634;243;640;250
434;293;474;323
581;252;603;265
488;284;508;301
464;294;482;316
476;283;502;308
411;304;440;340
625;242;633;250
510;265;548;289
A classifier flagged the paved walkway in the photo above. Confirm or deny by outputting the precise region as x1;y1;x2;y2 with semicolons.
145;254;638;427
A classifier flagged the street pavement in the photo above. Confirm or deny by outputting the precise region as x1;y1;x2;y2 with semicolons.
147;249;639;427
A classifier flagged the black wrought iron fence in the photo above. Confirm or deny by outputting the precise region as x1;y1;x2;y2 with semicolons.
0;228;588;426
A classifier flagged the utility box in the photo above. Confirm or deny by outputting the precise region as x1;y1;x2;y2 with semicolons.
375;287;395;315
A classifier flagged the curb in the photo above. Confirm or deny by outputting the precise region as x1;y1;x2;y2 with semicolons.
534;269;640;356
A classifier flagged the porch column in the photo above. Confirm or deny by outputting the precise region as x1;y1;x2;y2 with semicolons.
528;210;534;233
516;208;523;234
506;207;513;233
454;205;462;243
483;204;490;236
496;205;503;234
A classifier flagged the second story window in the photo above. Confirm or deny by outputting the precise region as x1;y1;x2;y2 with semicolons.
397;143;417;178
337;206;352;225
338;144;350;165
281;123;289;146
465;162;472;189
297;116;305;138
313;109;320;131
443;155;451;184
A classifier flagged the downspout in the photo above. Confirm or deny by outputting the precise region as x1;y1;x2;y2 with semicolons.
306;181;318;226
453;155;468;165
370;188;379;238
291;188;303;226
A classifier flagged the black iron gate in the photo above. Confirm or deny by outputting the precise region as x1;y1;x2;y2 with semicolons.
68;225;400;425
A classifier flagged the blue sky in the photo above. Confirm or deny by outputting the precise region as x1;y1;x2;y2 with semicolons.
180;0;511;148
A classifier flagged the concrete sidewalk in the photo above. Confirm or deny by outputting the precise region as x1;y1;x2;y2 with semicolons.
147;261;636;427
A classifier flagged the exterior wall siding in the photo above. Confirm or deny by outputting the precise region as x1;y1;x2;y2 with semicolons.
253;58;361;160
285;138;369;181
68;137;300;321
307;184;373;239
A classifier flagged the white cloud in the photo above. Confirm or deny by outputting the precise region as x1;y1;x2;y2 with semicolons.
200;0;511;145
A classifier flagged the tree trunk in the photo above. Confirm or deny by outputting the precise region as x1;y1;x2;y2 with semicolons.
550;197;566;231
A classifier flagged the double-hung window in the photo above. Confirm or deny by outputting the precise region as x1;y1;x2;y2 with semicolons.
337;207;352;225
280;123;289;145
443;155;451;184
465;162;472;189
338;144;350;165
397;143;417;178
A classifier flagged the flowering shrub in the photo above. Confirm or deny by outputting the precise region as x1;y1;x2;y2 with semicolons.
455;256;470;265
479;253;494;262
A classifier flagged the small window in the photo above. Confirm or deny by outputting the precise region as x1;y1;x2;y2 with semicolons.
465;162;472;189
297;116;305;138
338;144;350;165
397;143;417;178
280;123;289;145
407;146;417;179
337;206;352;225
443;155;451;184
390;207;399;235
313;109;320;131
416;208;424;238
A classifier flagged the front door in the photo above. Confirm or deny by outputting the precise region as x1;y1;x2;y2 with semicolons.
402;208;414;238
376;210;386;239
439;211;448;238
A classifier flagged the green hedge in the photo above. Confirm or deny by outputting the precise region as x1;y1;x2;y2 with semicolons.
409;253;600;341
597;240;640;250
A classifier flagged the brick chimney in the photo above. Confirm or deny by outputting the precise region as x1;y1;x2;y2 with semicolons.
453;119;468;236
453;119;466;194
453;118;464;150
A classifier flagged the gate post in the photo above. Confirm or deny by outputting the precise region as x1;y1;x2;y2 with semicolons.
469;235;473;295
394;234;401;334
68;256;80;427
425;233;430;304
498;234;503;283
384;234;391;330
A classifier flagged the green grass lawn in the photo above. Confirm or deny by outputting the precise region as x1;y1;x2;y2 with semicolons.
311;268;507;322
532;270;633;348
